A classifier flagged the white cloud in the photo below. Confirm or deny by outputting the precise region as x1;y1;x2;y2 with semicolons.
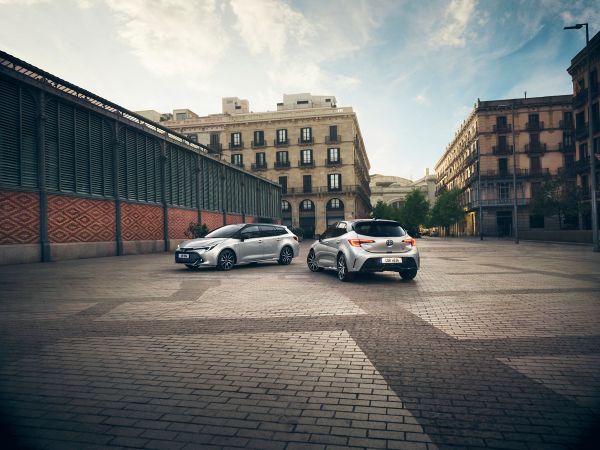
430;0;477;48
105;0;230;78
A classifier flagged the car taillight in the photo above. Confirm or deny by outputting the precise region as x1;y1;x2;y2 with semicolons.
348;239;375;247
402;238;416;247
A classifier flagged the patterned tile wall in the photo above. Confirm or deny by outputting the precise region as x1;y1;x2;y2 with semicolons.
48;195;115;243
168;208;198;239
121;202;163;241
201;211;224;232
226;214;244;225
0;190;39;245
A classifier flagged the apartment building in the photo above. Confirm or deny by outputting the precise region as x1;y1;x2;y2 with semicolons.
567;30;600;231
370;169;436;208
435;95;572;237
151;94;371;237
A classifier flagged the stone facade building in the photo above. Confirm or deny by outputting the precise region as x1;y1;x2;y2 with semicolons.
435;95;573;237
149;94;371;237
567;30;600;232
370;169;436;208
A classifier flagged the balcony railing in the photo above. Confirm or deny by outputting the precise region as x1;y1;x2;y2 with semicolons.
573;89;588;108
251;140;266;149
575;124;588;139
492;144;513;155
298;137;313;145
208;142;222;152
229;141;244;149
284;185;365;196
325;158;342;166
298;160;315;168
559;142;575;152
274;161;291;169
524;143;547;154
559;120;574;130
469;197;530;208
525;121;544;131
492;124;512;133
274;138;289;147
465;151;477;165
251;162;267;171
231;162;244;169
325;135;341;144
480;168;529;178
527;168;550;177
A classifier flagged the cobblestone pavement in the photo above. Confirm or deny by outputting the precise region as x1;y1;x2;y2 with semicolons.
1;238;599;450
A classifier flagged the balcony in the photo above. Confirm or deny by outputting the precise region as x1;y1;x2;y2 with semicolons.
251;140;266;149
524;143;547;154
559;142;575;153
470;197;530;208
525;121;544;131
492;144;513;155
231;162;245;169
573;89;588;108
465;151;477;165
325;135;341;144
274;161;291;169
575;123;588;140
480;169;528;179
492;124;512;133
592;82;599;100
527;168;550;177
228;141;244;150
558;166;577;178
576;157;590;173
559;120;574;130
251;162;267;171
274;138;289;147
208;143;222;153
298;160;315;168
325;158;342;166
298;137;313;145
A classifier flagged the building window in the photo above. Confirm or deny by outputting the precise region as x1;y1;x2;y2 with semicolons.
185;133;198;142
328;173;341;191
327;198;343;210
253;130;264;146
277;129;288;144
175;112;187;120
300;149;312;165
276;151;289;164
498;158;508;176
278;176;287;194
579;143;588;160
210;133;220;145
231;154;243;166
496;116;507;131
300;127;312;143
531;181;542;198
255;152;265;165
498;182;510;200
328;148;340;163
231;132;242;147
281;200;291;211
300;199;314;211
529;215;545;228
328;125;338;142
303;175;312;193
528;113;540;128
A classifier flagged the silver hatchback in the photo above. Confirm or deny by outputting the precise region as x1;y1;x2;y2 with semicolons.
175;223;300;270
307;219;420;281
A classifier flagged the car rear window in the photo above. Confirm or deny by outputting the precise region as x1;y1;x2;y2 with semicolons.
353;222;406;237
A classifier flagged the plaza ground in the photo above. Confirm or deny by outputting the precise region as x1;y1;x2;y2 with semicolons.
0;238;599;449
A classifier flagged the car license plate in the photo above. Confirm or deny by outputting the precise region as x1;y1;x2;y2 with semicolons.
382;257;402;264
178;253;189;259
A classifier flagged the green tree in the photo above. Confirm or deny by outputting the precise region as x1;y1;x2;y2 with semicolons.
530;175;584;229
370;200;402;222
430;188;463;232
399;189;430;231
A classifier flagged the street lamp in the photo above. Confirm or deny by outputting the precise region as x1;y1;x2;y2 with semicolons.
565;23;599;252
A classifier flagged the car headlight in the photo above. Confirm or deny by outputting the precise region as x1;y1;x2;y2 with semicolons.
190;245;218;253
176;244;180;250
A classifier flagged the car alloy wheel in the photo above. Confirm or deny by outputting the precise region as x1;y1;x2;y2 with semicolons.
217;249;235;271
337;254;355;282
307;250;322;272
278;246;293;265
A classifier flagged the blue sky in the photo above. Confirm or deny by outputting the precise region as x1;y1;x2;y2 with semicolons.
1;0;599;180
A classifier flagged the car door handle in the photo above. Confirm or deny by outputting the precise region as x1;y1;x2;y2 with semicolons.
257;240;262;243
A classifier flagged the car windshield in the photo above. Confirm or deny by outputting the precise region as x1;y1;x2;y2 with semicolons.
205;224;244;238
353;221;407;237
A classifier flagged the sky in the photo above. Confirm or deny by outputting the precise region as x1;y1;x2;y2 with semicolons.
1;0;599;180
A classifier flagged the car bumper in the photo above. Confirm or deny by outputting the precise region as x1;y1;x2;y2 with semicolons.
174;249;219;267
349;248;420;273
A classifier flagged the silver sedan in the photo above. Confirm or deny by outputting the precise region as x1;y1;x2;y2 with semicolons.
175;223;300;270
307;219;420;281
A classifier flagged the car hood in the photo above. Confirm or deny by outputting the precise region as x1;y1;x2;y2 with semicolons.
178;237;229;249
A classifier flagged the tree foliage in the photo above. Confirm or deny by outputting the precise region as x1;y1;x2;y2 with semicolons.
401;189;430;231
429;188;463;229
529;175;584;229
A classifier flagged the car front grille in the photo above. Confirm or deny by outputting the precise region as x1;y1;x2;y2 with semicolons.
175;252;202;264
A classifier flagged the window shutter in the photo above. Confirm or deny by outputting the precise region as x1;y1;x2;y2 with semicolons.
44;97;59;191
20;88;38;188
0;79;19;186
89;113;103;195
75;108;90;194
59;103;76;192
